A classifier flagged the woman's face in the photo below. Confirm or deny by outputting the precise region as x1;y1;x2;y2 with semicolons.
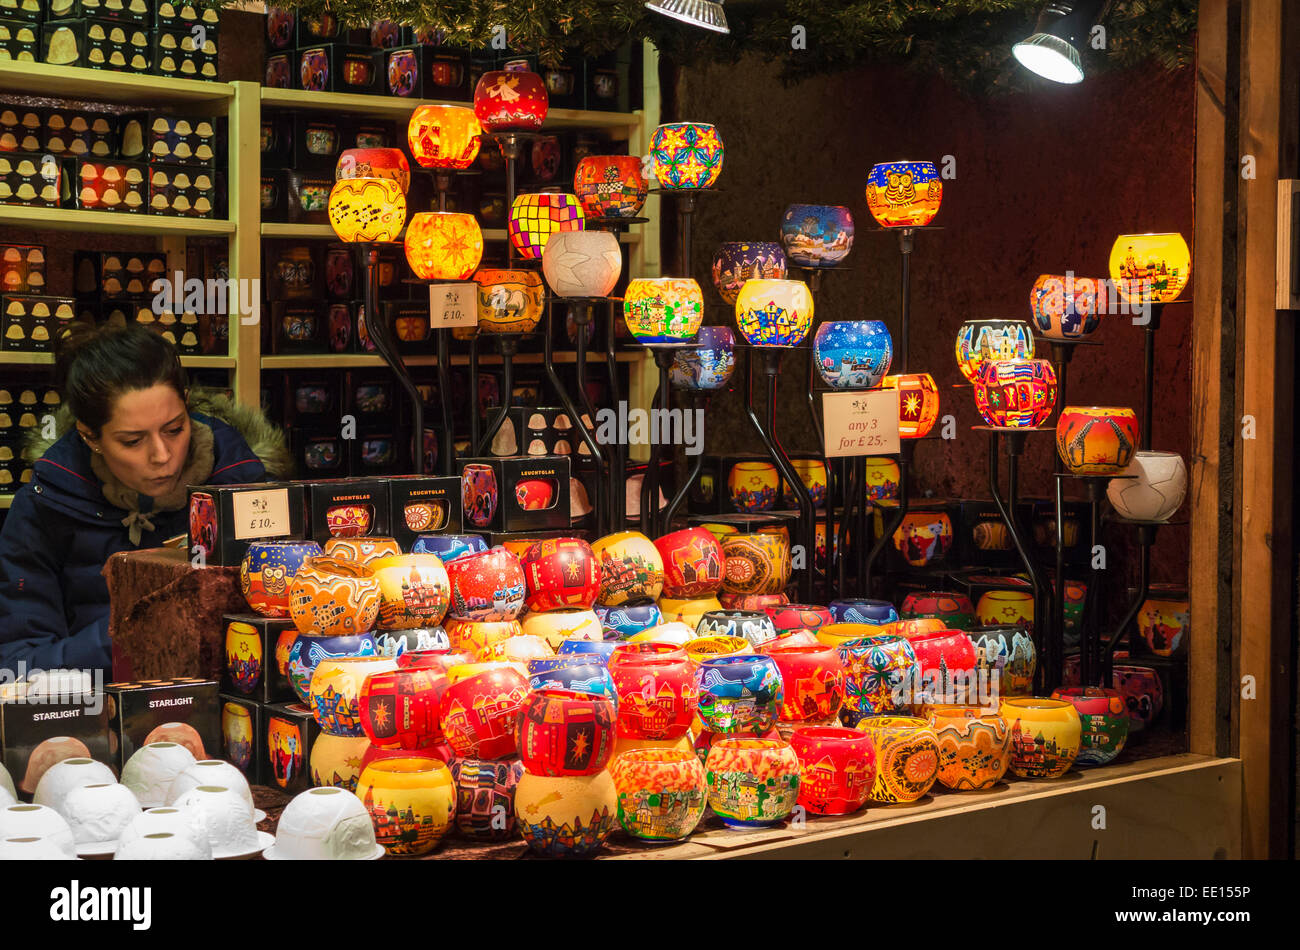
78;384;191;499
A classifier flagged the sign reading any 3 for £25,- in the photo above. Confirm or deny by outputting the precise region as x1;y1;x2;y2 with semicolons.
822;390;901;457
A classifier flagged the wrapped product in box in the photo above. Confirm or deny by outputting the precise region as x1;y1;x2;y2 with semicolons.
72;249;165;298
0;106;41;152
147;161;215;217
44;0;153;23
0;150;62;207
151;23;217;80
42;17;151;72
43;107;115;158
63;157;147;212
0;17;39;60
1;294;75;352
0;243;45;293
119;112;217;165
298;43;381;94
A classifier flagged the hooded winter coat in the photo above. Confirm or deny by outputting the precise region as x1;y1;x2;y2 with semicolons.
0;390;291;676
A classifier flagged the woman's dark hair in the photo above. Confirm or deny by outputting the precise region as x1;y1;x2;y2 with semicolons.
54;323;189;436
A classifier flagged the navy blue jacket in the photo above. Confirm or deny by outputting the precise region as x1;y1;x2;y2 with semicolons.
0;413;266;676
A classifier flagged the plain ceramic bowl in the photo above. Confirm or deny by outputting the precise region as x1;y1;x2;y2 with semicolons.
114;831;208;860
263;787;383;861
0;804;76;857
167;760;264;821
121;742;197;807
116;807;212;859
172;786;269;859
0;835;75;860
61;783;142;856
34;758;118;817
0;761;15;800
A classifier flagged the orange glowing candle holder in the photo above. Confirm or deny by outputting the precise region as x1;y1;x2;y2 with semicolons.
404;212;484;280
328;177;406;243
1108;232;1191;304
882;373;940;439
406;104;482;170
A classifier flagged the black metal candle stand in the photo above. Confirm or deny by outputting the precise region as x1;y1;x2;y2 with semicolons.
635;342;698;538
646;186;719;278
473;332;541;458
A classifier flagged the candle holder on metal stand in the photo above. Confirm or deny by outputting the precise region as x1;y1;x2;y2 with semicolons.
545;297;610;537
356;241;422;475
648;188;717;278
661;389;711;530
862;444;910;598
604;301;627;532
980;426;1051;693
740;343;816;602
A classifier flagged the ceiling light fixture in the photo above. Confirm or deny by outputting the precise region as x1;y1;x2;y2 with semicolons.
645;0;730;35
1012;0;1106;84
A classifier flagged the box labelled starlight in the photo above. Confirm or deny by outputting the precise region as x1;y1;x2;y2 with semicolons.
0;108;41;153
42;17;151;73
0;689;114;798
298;43;382;95
186;481;308;567
119;112;218;166
103;678;220;773
221;613;297;705
458;455;571;533
264;701;320;795
147;162;217;217
387;474;463;548
0;150;62;208
0;17;39;60
218;693;261;786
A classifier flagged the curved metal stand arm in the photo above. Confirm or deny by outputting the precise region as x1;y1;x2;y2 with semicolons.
358;243;423;475
1102;523;1157;678
474;337;516;458
662;391;707;529
863;450;909;597
604;302;626;532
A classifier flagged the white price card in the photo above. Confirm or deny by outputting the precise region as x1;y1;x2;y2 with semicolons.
232;488;291;541
429;283;477;329
822;389;901;457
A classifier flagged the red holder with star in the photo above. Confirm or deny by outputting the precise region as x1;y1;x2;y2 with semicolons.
515;689;617;777
520;537;601;612
359;666;450;750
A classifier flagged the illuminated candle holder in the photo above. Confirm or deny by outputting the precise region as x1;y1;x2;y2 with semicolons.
882;373;940;439
406;104;482;169
473;69;549;132
507;192;585;261
573;155;648;219
648;122;724;189
864;161;942;228
955;318;1034;383
622;277;704;343
812;320;891;388
404;212;483;280
1055;406;1140;476
711;241;786;305
780;204;854;268
541;230;622;298
735;278;813;347
972;358;1058;428
1030;274;1107;341
1108;232;1191;304
327;177;406;243
335;147;410;194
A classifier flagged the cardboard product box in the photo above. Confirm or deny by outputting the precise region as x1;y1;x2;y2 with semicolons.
220;613;297;705
955;498;1035;569
269;299;326;354
44;0;153;24
485;527;587;559
383;44;470;100
0;690;114;797
119;111;218;166
1;294;75;352
259;111;292;168
217;693;261;785
539;52;583;110
263;48;292;88
0;243;45;293
347;371;396;419
151;24;217;81
488;405;578;458
186;480;308;567
63;157;148;212
263;3;294;51
73;249;165;298
458;455;571;533
366;18;405;48
0;435;25;492
0;385;59;435
147;161;216;217
304;477;392;546
0;150;62;208
295;9;340;46
103;678;220;772
0;0;40;22
292;428;353;479
153;0;218;30
386;298;432;356
298;43;382;95
259;169;289;223
882;500;961;574
285;115;345;172
155;305;202;354
284;370;343;427
42;106;116;158
95;296;194;353
263;701;320;795
324;300;355;354
1028;497;1093;568
0;106;41;152
387;474;463;547
42;17;152;73
353;429;406;477
0;17;39;60
264;241;322;301
346;118;396;151
286;169;333;224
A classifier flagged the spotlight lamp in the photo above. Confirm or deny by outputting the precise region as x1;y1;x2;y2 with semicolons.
645;0;729;34
1012;0;1108;84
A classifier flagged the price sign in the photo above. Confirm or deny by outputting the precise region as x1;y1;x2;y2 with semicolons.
232;488;291;541
822;389;901;457
429;283;477;329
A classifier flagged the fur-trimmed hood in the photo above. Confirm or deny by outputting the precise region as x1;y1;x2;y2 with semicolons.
24;386;291;479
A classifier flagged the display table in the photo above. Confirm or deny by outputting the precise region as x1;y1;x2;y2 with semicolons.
104;547;244;682
250;754;1238;860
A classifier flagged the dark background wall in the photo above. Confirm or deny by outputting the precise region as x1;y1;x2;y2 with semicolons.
668;55;1194;586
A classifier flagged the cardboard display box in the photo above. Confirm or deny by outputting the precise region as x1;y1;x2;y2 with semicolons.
263;701;320;795
0;17;39;60
42;17;152;73
0;243;45;293
0;149;63;208
1;294;76;352
186;480;308;567
103;678;220;772
298;43;382;95
217;693;261;786
304;477;392;546
73;249;165;297
458;455;571;533
387;474;463;548
0;685;114;798
220;613;297;706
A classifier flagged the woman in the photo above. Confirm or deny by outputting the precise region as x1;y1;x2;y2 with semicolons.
0;324;288;675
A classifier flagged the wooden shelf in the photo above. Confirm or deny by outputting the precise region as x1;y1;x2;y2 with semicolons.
0;61;234;106
0;496;12;510
261;351;644;370
0;205;235;237
259;223;639;243
260;87;640;131
0;352;54;365
181;356;237;369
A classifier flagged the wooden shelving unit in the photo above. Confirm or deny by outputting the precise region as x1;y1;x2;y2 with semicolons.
0;50;662;460
261;351;644;370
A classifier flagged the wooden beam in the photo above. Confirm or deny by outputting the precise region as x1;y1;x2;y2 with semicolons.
1235;0;1297;859
1190;0;1234;763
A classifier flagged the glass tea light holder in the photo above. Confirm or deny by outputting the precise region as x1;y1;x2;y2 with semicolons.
404;212;484;281
508;192;586;261
864;161;942;229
